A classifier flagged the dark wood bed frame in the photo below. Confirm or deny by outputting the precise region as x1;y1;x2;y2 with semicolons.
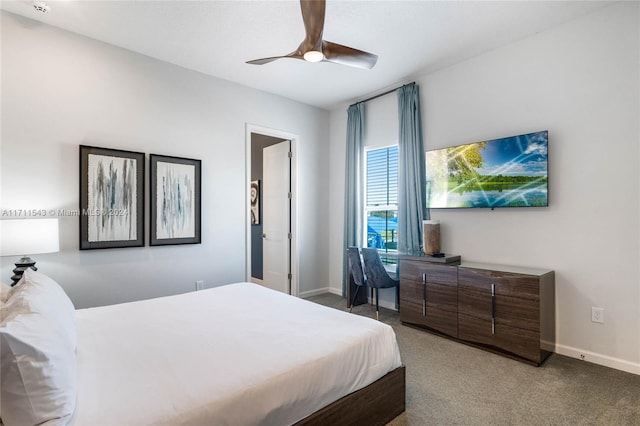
296;365;406;426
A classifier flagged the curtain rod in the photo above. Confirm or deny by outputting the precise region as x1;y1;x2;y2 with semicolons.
350;81;415;107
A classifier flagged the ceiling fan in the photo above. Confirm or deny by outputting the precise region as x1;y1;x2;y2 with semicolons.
246;0;378;70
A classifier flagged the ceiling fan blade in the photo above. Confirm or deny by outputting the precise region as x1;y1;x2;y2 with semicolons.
247;0;379;69
246;53;303;65
246;56;284;65
322;41;378;69
299;0;325;52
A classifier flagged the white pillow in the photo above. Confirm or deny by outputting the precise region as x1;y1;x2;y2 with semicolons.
0;269;77;426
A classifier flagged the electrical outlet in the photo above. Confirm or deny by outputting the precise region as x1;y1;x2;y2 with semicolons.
195;280;204;291
591;307;604;323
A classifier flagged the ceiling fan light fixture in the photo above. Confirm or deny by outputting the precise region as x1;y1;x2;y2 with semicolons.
303;50;324;63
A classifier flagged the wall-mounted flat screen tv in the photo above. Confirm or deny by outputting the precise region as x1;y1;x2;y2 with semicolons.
425;130;548;209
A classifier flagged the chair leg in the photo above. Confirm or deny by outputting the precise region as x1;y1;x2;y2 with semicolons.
349;286;360;313
375;288;379;321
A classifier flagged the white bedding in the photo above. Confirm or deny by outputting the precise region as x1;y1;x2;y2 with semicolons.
73;282;402;425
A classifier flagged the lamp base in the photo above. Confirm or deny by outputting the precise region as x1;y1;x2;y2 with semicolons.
11;256;37;286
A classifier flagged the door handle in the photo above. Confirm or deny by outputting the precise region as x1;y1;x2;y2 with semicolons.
262;233;267;238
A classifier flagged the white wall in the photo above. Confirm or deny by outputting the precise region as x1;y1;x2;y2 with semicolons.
0;11;330;307
329;2;639;374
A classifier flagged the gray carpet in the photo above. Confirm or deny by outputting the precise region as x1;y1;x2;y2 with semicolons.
305;293;640;425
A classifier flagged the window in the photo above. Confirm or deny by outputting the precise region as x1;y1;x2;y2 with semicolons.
364;145;398;265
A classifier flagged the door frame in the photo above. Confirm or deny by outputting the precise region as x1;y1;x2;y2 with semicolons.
245;123;299;296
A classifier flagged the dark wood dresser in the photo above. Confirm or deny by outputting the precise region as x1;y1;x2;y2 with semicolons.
399;256;555;366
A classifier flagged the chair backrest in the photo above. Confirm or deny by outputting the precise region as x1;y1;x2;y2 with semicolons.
361;248;399;289
347;247;366;287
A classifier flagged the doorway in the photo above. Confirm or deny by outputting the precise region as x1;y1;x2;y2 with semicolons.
245;125;298;296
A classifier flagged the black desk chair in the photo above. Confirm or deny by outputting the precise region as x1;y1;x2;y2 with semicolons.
361;248;399;321
347;247;367;312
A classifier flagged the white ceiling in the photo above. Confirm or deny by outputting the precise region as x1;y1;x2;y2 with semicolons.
1;0;613;110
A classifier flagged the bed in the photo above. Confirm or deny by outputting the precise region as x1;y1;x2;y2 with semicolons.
0;270;405;426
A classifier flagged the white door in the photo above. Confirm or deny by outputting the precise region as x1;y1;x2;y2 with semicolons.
262;141;291;294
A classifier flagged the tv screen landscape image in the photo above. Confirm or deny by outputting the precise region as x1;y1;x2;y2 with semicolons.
425;130;548;209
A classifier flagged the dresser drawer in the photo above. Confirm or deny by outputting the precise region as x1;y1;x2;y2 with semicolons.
458;267;539;301
458;313;541;363
400;304;458;337
400;261;457;286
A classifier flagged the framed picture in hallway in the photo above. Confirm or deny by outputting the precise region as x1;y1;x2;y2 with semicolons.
150;154;201;246
251;180;260;225
79;145;145;250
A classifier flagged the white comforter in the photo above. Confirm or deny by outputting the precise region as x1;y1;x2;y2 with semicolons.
73;282;402;425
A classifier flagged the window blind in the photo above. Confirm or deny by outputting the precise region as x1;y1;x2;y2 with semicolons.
366;146;398;207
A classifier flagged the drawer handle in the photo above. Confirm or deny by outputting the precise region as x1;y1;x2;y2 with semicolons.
491;283;496;335
422;273;427;316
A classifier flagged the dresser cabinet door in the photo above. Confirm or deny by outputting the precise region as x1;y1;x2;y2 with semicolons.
458;268;541;363
399;277;428;326
400;261;458;337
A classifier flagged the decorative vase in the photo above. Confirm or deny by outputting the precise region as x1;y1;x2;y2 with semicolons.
423;220;441;255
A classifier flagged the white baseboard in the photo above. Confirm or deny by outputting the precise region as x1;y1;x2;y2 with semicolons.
555;344;640;376
541;339;554;353
299;287;332;298
327;287;342;296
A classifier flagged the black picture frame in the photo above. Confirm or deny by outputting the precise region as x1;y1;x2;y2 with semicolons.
79;145;145;250
150;154;201;246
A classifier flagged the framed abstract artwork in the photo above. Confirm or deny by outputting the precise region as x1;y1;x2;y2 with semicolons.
150;154;201;246
79;145;145;250
251;180;260;225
